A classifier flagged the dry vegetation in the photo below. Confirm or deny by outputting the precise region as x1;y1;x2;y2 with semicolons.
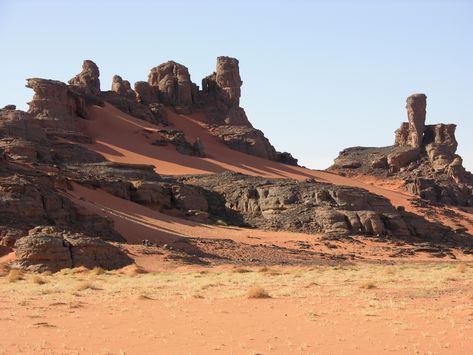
0;262;472;302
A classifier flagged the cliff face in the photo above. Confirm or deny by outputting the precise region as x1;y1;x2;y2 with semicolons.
330;94;473;206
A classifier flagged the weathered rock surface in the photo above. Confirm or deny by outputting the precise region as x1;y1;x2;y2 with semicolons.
330;94;473;206
0;161;123;242
13;226;132;272
134;81;157;104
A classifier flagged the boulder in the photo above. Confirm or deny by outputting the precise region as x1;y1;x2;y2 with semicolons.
13;226;132;272
131;181;172;209
171;185;208;212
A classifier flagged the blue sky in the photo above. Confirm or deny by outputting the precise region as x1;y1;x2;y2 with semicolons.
1;0;472;170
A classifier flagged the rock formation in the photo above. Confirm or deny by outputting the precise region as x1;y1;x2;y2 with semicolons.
330;94;473;206
148;61;196;113
68;59;101;96
395;94;427;148
201;56;250;126
199;57;298;165
26;78;88;132
111;75;134;96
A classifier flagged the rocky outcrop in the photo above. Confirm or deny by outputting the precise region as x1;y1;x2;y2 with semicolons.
176;172;464;242
210;126;277;160
330;94;473;206
152;129;204;156
65;162;209;215
68;60;101;96
199;57;297;165
13;226;132;272
0;162;123;242
148;61;196;113
26;78;88;132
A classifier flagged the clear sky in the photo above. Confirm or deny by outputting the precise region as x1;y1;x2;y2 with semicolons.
1;0;472;170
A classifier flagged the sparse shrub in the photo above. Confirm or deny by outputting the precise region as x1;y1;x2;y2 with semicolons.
90;267;105;276
119;264;148;277
214;219;228;226
7;269;23;283
258;266;270;273
74;281;99;291
232;267;252;273
359;282;377;289
246;286;271;299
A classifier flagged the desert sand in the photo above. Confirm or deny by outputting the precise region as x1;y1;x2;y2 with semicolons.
1;264;473;354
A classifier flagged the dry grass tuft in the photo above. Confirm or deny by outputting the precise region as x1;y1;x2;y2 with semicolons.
232;267;252;274
119;264;148;277
7;269;24;283
31;275;47;285
455;263;467;273
74;281;99;291
359;282;377;290
90;267;105;276
41;271;53;277
246;285;271;299
258;266;281;276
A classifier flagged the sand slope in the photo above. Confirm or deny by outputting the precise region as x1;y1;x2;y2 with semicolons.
85;104;413;205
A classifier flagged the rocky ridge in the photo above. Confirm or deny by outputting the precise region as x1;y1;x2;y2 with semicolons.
1;61;472;271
